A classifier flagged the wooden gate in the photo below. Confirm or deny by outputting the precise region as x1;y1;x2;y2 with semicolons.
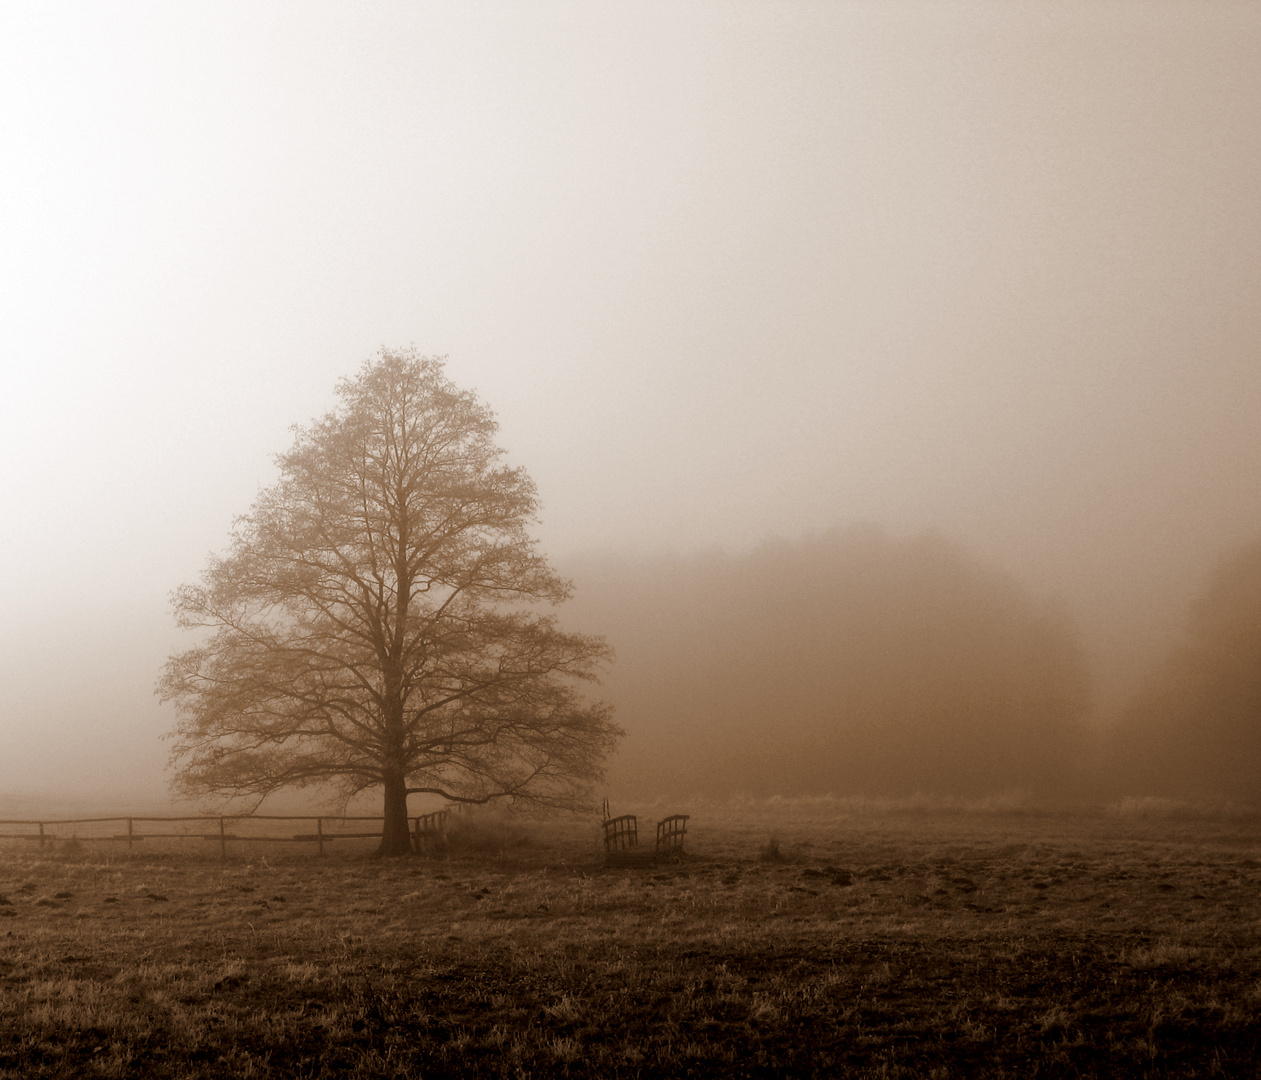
601;803;689;867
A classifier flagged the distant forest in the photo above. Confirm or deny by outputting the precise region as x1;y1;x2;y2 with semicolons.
1106;537;1261;805
564;526;1261;806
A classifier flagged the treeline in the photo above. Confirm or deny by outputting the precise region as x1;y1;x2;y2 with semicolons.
1104;537;1261;805
565;526;1091;801
565;527;1261;806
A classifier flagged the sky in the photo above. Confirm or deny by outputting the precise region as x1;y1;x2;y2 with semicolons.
2;2;1261;803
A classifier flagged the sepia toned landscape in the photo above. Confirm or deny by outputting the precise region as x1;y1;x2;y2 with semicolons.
5;3;1261;1075
3;802;1260;1078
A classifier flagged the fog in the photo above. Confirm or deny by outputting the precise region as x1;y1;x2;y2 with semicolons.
565;528;1091;800
3;4;1261;806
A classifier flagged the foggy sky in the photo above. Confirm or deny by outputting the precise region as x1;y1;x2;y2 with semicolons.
3;3;1261;800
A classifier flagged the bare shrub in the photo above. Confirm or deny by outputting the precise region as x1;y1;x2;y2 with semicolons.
759;836;785;863
444;813;532;856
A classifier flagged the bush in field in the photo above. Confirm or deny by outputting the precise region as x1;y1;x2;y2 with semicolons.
758;836;785;863
434;810;533;856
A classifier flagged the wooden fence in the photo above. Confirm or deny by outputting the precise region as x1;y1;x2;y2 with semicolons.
0;811;452;857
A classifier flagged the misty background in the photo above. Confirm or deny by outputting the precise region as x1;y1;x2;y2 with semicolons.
3;3;1261;808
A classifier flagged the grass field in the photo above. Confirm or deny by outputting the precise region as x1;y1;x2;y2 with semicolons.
1;801;1260;1078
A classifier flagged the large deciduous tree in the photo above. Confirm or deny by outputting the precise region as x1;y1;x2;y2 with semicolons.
160;349;620;854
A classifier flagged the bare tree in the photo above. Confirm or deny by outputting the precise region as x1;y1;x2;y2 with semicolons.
160;349;620;854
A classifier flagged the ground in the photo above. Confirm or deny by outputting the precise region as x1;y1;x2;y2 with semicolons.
1;802;1259;1077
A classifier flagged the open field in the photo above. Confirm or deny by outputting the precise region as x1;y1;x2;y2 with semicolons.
2;803;1260;1077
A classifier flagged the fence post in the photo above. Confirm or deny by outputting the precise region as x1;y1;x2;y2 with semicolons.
219;817;226;859
127;818;133;850
317;817;324;857
38;822;44;848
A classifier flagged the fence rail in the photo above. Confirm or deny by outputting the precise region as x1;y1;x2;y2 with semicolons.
0;812;452;856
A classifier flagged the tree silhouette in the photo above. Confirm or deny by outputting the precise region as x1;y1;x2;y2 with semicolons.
1110;537;1261;803
160;349;619;854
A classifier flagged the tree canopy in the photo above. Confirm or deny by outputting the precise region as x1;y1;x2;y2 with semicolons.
160;349;619;853
1108;537;1261;804
564;527;1091;801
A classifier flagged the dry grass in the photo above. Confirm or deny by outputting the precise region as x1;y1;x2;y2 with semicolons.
1;806;1260;1077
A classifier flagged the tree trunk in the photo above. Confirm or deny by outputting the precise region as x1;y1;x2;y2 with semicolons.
377;773;413;856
